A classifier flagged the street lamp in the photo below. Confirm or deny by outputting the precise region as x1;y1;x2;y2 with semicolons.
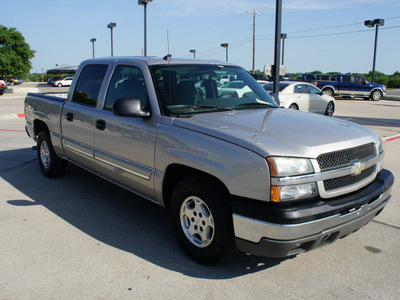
90;38;96;59
138;0;153;56
107;22;117;57
220;43;228;62
280;33;287;65
364;18;384;83
190;49;196;58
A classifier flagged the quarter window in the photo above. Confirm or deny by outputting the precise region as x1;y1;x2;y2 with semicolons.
72;65;108;107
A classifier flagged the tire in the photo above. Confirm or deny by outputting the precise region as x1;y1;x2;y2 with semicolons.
289;104;298;110
57;83;62;87
324;101;334;116
37;131;67;178
322;88;334;97
370;90;382;101
170;176;234;265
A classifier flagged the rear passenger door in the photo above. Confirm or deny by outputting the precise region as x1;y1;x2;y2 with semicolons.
94;64;158;200
61;64;108;170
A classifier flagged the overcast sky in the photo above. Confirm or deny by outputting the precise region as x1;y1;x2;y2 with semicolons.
3;0;400;75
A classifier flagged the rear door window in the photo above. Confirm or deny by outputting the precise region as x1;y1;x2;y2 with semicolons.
72;65;108;107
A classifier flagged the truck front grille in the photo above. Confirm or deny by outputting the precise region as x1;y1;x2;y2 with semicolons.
323;166;375;191
317;143;376;172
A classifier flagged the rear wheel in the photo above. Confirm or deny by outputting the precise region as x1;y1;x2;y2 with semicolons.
57;83;62;87
322;88;334;97
370;90;382;101
289;104;298;110
324;101;334;116
170;176;234;265
37;131;67;178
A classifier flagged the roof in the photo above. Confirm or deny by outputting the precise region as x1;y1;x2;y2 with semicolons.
46;65;79;75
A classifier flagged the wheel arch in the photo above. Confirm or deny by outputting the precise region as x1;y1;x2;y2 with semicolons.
162;164;230;210
33;119;50;137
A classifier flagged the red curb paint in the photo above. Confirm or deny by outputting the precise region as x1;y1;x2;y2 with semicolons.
383;134;400;143
17;114;25;118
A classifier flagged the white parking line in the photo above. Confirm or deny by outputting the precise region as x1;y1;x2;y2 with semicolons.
0;114;25;120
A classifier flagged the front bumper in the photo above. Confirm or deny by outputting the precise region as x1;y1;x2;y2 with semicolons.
232;169;394;257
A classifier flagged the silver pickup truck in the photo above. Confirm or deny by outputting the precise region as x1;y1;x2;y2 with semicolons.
25;57;394;264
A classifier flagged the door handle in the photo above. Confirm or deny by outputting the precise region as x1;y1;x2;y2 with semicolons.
66;112;74;122
96;119;106;131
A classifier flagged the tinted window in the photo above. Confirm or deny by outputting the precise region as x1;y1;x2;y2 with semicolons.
72;65;108;107
105;65;148;111
342;75;353;83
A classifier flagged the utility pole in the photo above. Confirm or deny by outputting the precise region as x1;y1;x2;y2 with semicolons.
246;10;263;74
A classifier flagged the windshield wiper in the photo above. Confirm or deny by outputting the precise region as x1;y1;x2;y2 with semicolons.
179;105;235;112
235;102;276;108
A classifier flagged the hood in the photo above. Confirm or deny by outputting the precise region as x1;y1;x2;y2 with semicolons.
172;108;379;158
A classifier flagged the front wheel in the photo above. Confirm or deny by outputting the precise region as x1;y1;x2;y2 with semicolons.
370;90;382;101
170;176;234;265
324;101;335;116
289;104;298;110
57;83;62;87
37;131;67;178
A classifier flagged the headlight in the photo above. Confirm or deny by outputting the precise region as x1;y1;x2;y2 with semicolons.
267;157;316;203
267;157;314;177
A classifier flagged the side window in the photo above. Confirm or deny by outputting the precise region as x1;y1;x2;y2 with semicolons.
354;76;363;84
294;85;307;93
104;65;148;111
308;85;321;94
342;75;352;83
72;65;108;107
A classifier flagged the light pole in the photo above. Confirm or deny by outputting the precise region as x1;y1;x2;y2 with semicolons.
90;38;96;58
364;18;384;83
190;49;196;58
107;23;117;57
138;0;153;56
281;33;287;65
273;0;283;95
220;43;228;62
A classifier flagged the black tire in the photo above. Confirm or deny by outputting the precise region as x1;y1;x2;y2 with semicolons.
37;131;67;178
57;83;62;87
370;90;382;101
289;104;298;110
324;101;335;116
170;176;234;265
322;88;334;97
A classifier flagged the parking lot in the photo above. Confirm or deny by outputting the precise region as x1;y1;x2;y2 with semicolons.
1;84;399;299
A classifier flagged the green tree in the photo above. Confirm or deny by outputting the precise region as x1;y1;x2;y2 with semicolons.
0;25;35;79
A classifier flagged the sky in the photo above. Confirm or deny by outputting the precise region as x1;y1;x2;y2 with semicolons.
2;0;400;75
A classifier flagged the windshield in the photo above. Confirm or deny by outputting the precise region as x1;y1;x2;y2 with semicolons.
150;64;278;116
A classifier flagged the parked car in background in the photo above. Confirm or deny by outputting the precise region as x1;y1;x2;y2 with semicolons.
0;82;5;95
48;77;63;85
53;77;74;87
218;81;251;97
263;82;335;116
219;74;237;85
300;73;386;101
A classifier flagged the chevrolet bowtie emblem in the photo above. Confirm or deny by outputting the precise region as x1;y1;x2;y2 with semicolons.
350;161;365;176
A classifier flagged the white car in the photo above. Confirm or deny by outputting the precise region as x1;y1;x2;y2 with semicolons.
263;82;335;116
218;81;251;98
53;77;73;87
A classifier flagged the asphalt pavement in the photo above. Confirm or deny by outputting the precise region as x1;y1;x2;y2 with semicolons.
0;84;399;299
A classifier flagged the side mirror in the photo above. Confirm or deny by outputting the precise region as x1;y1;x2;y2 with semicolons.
269;92;280;106
112;98;151;118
